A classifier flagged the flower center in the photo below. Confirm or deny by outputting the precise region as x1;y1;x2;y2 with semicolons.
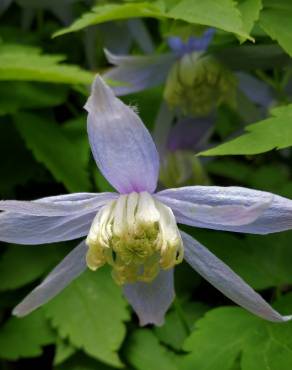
86;192;183;285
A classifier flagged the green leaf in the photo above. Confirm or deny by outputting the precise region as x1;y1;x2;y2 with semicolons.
0;245;66;291
259;0;292;57
127;329;178;370
0;44;93;84
237;0;263;37
44;268;129;367
0;120;44;196
53;2;164;37
0;310;54;360
199;104;292;156
193;229;292;290
54;338;76;365
181;294;292;370
155;301;208;350
167;0;249;38
54;1;250;39
0;82;67;116
14;113;91;192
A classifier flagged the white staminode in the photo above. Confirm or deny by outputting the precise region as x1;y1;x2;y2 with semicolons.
86;192;183;284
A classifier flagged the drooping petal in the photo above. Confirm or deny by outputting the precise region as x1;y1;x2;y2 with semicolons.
156;186;292;234
181;231;291;322
237;71;274;108
0;192;117;216
167;115;215;153
85;76;160;194
123;269;175;326
103;50;176;96
13;240;87;317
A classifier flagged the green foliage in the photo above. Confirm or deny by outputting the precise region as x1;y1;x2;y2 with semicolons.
14;113;91;192
54;0;249;39
237;0;263;37
0;82;67;115
1;1;292;370
0;245;66;291
44;269;129;367
193;229;292;290
200;104;292;156
181;294;292;370
259;0;292;57
126;329;178;370
0;44;93;84
0;310;55;360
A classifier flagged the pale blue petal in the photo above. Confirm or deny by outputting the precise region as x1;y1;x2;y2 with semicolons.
237;71;274;108
181;231;291;322
85;76;160;194
13;240;87;317
123;269;174;326
0;192;117;216
103;50;176;96
127;18;154;54
0;211;95;245
167;115;215;152
157;186;292;234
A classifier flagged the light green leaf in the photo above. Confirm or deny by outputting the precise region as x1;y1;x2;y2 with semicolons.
14;113;91;192
259;0;292;57
0;44;93;84
54;1;250;39
127;329;178;370
154;301;208;350
44;268;129;367
237;0;262;37
54;338;76;365
0;245;66;291
0;82;67;116
167;0;248;38
0;310;54;360
199;104;292;156
53;2;164;37
193;229;292;290
181;294;292;370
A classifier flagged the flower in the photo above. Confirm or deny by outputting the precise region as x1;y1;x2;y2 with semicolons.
2;76;292;326
103;29;274;117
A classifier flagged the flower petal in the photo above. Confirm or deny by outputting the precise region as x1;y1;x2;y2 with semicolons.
13;240;87;317
0;210;97;245
157;186;292;234
181;231;291;322
157;186;273;229
85;76;160;194
103;50;176;96
0;192;117;216
123;269;175;326
237;71;274;108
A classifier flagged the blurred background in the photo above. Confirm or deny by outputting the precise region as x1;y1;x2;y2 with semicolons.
1;1;292;369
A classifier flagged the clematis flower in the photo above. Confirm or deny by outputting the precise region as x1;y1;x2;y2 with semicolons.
2;76;292;326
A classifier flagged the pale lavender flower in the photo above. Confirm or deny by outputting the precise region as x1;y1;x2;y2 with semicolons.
3;76;292;326
103;29;215;97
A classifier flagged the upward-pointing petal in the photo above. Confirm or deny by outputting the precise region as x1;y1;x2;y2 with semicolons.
85;76;160;194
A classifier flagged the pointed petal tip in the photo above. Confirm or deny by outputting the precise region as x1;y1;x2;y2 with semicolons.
139;316;165;327
280;315;292;322
84;74;112;113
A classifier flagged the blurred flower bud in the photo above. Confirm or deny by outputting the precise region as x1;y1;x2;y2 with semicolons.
164;53;237;116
